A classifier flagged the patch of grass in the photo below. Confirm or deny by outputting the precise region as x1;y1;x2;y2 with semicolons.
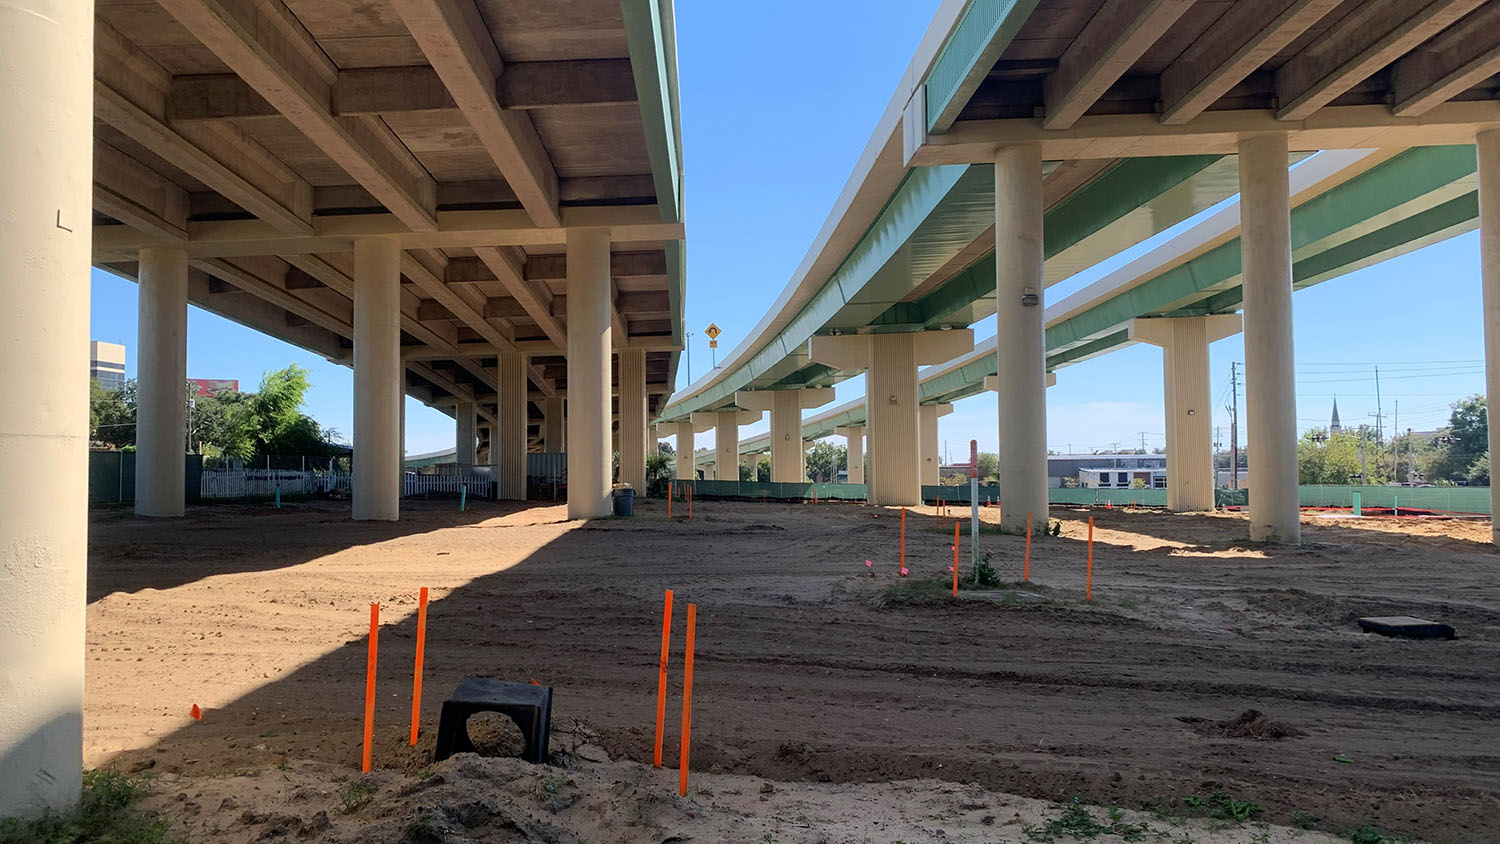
1182;790;1260;823
1347;825;1413;844
1023;798;1151;841
0;769;180;844
1292;811;1320;830
338;778;378;814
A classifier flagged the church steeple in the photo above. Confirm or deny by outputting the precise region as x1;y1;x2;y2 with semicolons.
1330;396;1342;434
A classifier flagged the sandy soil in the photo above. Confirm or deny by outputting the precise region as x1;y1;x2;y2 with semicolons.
85;498;1500;842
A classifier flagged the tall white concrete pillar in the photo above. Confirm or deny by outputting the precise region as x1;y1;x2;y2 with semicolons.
771;392;806;482
0;0;92;815
994;144;1048;531
808;332;970;505
1130;315;1242;511
836;426;864;484
1479;130;1500;546
353;237;402;521
455;400;476;467
673;420;695;480
135;247;189;517
498;352;527;500
919;404;953;486
868;334;921;501
735;389;835;483
567;229;612;518
1239;134;1299;543
693;410;760;483
618;349;647;492
543;395;565;452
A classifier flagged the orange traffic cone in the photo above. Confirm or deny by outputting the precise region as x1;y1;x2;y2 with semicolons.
190;704;202;721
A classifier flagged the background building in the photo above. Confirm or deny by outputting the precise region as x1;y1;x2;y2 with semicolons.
89;341;126;392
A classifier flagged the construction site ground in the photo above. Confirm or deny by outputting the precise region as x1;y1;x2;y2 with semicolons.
84;498;1500;842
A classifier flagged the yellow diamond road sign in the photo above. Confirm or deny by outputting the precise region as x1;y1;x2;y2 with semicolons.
704;323;721;340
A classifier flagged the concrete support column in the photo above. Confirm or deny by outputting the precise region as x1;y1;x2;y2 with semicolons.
1130;315;1242;512
867;334;920;502
0;0;92;814
566;228;612;518
498;352;527;500
618;349;648;493
543;395;565;452
693;410;760;483
836;426;864;484
673;421;695;480
1239;133;1299;544
353;237;402;521
770;392;806;482
994;143;1048;531
1479;130;1500;545
808;331;970;505
919;404;953;486
135;247;189;517
454;400;476;467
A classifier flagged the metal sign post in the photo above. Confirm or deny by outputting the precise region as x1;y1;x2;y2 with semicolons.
969;439;980;575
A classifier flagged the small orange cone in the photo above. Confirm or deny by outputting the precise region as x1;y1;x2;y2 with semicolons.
190;704;202;721
530;677;540;686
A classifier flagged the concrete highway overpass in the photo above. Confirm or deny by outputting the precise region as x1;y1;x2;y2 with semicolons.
2;0;682;815
655;0;1500;549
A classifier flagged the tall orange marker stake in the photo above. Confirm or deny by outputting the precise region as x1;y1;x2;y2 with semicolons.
667;484;673;518
408;588;428;746
362;602;380;772
1086;516;1094;602
951;520;959;597
688;484;693;519
653;589;674;768
678;603;698;797
1024;511;1033;582
899;508;907;576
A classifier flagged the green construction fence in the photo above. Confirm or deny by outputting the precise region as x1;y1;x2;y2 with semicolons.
666;480;1490;514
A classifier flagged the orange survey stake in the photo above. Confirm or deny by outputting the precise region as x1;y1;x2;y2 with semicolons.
1024;511;1033;581
899;508;907;575
409;587;428;747
653;589;674;768
1086;516;1095;602
678;603;698;797
362;602;379;772
951;520;959;597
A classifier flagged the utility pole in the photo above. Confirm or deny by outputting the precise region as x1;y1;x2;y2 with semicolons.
1228;362;1239;489
1139;431;1148;453
1392;399;1399;481
684;330;693;387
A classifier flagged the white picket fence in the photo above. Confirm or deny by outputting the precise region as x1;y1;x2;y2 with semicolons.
200;469;348;499
403;472;495;498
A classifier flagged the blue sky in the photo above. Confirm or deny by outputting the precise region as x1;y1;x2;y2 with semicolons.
90;0;1488;458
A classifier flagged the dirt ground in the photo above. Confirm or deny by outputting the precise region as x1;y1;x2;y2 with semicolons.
84;498;1500;842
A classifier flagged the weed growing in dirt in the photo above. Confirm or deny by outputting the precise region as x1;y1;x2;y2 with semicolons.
338;779;378;814
973;554;1004;588
0;769;179;844
1022;798;1150;841
1183;790;1260;823
1292;811;1320;829
1347;824;1413;844
404;808;447;843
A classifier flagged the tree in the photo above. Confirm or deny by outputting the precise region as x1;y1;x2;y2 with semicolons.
739;460;753;482
89;378;136;449
804;440;847;482
756;456;771;482
975;451;999;483
645;450;672;497
1297;428;1369;485
189;389;257;461
1466;451;1490;486
1428;395;1487;483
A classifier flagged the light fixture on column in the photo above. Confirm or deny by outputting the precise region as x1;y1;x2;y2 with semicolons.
888;395;898;404
1021;288;1039;307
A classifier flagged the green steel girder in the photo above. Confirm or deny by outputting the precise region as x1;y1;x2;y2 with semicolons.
925;0;1041;134
878;155;1227;332
1044;145;1477;357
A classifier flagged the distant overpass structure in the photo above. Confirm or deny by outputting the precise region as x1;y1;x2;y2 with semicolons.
656;0;1500;551
2;0;683;816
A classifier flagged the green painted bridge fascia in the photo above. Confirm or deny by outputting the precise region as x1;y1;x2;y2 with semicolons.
889;155;1227;332
1043;145;1478;359
622;0;686;356
925;0;1040;134
658;163;980;420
